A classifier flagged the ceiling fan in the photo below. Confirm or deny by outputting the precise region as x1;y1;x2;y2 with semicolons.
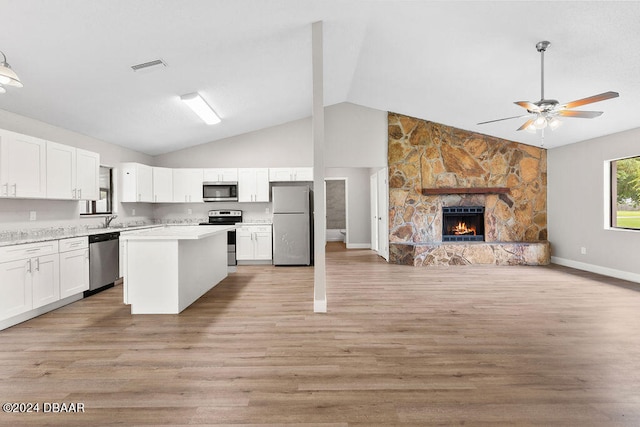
478;40;619;134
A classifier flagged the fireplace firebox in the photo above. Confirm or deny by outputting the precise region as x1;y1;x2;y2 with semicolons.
442;206;484;242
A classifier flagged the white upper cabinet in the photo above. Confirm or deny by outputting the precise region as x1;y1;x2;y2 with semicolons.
152;167;173;203
76;149;100;201
121;162;153;202
203;168;238;182
173;168;203;203
0;129;47;198
238;168;269;202
46;141;99;200
268;167;313;182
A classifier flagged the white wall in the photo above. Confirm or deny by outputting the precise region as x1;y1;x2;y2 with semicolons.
548;127;640;282
0;109;154;230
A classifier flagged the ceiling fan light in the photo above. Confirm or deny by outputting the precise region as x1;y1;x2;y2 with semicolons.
533;115;547;129
0;84;6;94
548;117;562;130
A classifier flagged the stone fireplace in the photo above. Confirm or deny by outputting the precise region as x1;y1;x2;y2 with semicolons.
387;113;550;266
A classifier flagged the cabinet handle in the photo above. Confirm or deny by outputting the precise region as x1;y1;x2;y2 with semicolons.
26;259;32;274
11;183;17;196
2;183;8;196
72;189;77;199
78;189;82;199
35;258;40;272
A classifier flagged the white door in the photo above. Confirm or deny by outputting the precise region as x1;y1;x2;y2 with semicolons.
76;149;100;201
370;173;378;252
377;168;389;261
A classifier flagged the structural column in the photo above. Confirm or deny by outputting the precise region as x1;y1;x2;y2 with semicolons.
312;21;326;312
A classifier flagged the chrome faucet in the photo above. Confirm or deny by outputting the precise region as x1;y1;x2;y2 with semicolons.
104;215;118;228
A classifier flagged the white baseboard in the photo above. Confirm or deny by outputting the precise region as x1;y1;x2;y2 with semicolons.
314;299;327;313
346;243;370;249
0;293;83;331
551;256;640;284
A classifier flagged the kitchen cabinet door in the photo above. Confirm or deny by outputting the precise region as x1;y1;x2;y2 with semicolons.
31;254;60;309
238;168;269;203
60;248;89;298
76;149;100;201
269;168;293;182
293;167;313;181
173;168;203;203
235;228;255;260
46;141;76;199
0;130;47;198
121;162;153;202
203;168;237;182
0;259;32;320
254;230;273;260
152;167;173;203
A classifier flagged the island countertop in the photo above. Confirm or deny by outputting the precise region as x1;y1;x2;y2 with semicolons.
119;225;236;241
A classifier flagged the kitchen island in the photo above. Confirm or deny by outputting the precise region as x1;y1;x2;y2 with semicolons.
120;225;236;314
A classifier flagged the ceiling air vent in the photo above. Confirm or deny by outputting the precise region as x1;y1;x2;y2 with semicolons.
131;59;167;72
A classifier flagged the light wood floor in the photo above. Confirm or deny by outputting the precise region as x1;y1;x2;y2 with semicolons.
2;242;640;425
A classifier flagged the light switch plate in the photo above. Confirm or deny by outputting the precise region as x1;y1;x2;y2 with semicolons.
29;211;36;221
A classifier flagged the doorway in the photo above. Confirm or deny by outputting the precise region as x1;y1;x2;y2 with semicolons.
325;177;348;245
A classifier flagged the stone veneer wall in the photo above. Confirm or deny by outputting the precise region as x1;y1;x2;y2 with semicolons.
388;113;548;265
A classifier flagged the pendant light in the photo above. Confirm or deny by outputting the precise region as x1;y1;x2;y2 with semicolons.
0;51;23;90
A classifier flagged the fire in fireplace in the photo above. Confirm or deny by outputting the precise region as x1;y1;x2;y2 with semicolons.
442;206;484;242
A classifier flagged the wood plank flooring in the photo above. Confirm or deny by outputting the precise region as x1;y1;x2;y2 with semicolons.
1;242;640;425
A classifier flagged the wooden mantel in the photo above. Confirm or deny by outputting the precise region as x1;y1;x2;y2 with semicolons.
421;187;510;195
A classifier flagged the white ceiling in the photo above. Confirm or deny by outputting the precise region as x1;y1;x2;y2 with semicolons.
0;1;639;155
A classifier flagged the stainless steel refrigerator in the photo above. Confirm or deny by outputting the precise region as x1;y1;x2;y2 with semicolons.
272;186;313;266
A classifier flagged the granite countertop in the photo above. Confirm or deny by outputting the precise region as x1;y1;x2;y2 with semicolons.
0;224;163;247
120;225;237;241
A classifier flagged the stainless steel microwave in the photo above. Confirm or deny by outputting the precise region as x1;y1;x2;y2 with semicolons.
202;182;238;202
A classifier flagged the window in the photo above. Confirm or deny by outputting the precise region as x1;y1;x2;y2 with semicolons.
611;156;640;230
80;166;113;215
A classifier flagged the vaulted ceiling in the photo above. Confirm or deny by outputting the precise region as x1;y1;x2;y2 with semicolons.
0;1;638;155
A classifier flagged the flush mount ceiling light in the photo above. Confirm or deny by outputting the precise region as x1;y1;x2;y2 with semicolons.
0;51;23;92
180;93;221;125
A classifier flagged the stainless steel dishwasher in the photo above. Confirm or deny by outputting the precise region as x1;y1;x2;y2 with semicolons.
85;231;120;297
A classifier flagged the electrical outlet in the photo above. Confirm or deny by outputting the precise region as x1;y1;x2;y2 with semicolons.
29;211;36;221
580;247;587;255
132;208;136;216
187;208;193;215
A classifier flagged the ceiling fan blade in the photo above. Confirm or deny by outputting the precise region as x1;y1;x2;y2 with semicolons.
557;110;603;118
517;118;536;131
562;91;619;109
514;101;541;112
477;114;530;125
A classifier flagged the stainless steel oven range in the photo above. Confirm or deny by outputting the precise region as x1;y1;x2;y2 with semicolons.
199;210;242;268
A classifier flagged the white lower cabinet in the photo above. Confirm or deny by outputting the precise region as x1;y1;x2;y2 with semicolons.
0;237;90;329
0;259;32;319
236;225;272;262
31;253;60;309
59;237;89;299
